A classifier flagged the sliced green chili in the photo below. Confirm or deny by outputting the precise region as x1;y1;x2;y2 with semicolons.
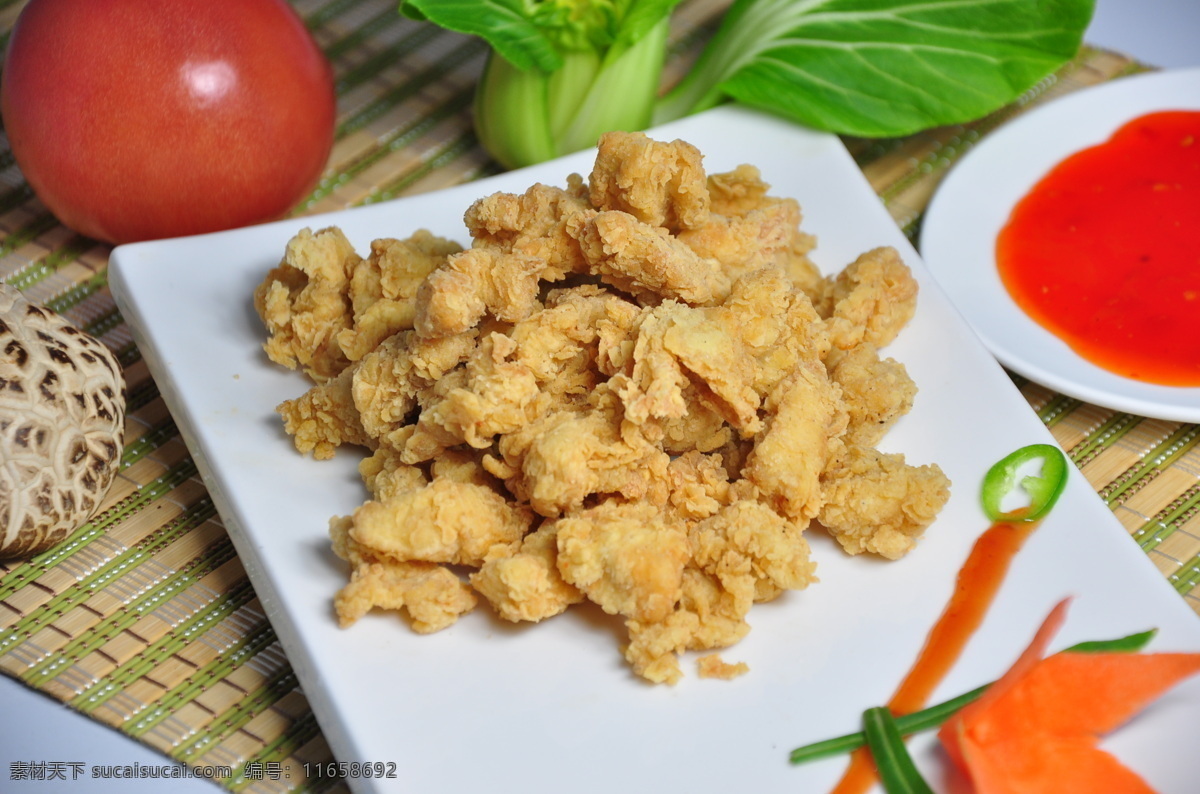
862;707;935;794
981;443;1069;523
788;629;1156;765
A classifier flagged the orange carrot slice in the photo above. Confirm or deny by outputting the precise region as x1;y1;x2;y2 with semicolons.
938;598;1069;775
939;600;1200;794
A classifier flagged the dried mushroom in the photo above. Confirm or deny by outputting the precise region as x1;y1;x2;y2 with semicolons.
0;284;126;558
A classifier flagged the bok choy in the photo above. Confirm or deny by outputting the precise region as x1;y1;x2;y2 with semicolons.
400;0;1096;168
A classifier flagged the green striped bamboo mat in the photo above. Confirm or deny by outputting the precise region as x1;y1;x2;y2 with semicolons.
1;0;1196;790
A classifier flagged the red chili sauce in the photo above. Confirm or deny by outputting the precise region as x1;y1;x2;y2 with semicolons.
996;110;1200;386
830;519;1038;794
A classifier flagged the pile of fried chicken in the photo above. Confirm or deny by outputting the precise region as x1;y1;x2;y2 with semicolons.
253;131;951;684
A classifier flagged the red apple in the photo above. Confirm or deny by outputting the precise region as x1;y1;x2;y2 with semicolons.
1;0;336;244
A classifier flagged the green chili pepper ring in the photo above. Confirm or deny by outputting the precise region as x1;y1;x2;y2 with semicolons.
980;443;1069;523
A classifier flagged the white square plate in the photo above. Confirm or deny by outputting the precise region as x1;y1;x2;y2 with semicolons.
110;105;1200;793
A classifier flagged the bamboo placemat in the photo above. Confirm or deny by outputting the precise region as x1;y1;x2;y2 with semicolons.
1;0;1197;790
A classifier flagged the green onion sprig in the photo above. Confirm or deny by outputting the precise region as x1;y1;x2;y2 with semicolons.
862;707;935;794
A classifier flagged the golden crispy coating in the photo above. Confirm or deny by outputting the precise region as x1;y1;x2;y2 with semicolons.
497;408;670;518
721;267;831;396
696;654;749;680
351;329;475;444
334;559;477;633
470;522;584;622
701;164;821;294
254;226;360;381
338;232;463;361
665;450;733;521
350;478;532;567
818;445;951;560
659;305;763;433
404;333;544;459
677;198;802;282
617;300;761;435
573;211;732;305
463;182;592;280
556;501;690;623
259;129;949;682
329;513;477;632
330;513;371;567
414;248;545;338
656;389;733;455
744;363;848;522
358;446;428;501
624;567;753;685
277;364;372;460
430;447;504;490
706;164;771;217
826;343;917;447
509;285;641;399
690;500;817;598
822;246;919;351
589;131;709;233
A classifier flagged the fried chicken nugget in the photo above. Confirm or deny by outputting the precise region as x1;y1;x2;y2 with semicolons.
818;445;951;560
665;450;733;521
826;343;917;447
705;267;830;398
330;515;477;633
660;305;762;434
623;567;753;685
821;246;918;351
349;478;532;567
410;183;597;341
706;164;772;216
744;362;849;522
337;231;463;361
333;560;478;633
405;289;643;462
414;248;545;338
497;407;670;517
351;329;476;443
588;131;709;233
430;447;505;490
470;522;584;622
508;285;641;399
617;299;761;434
655;388;732;455
403;332;545;458
572;211;732;305
254;226;360;381
358;446;428;500
677;198;802;283
701;164;822;294
556;501;690;624
690;500;818;604
610;312;690;426
463;181;592;280
277;363;372;460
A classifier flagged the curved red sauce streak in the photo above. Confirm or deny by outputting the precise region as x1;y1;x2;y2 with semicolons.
830;519;1038;794
996;110;1200;386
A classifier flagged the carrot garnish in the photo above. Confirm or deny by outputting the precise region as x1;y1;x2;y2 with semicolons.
939;599;1200;794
